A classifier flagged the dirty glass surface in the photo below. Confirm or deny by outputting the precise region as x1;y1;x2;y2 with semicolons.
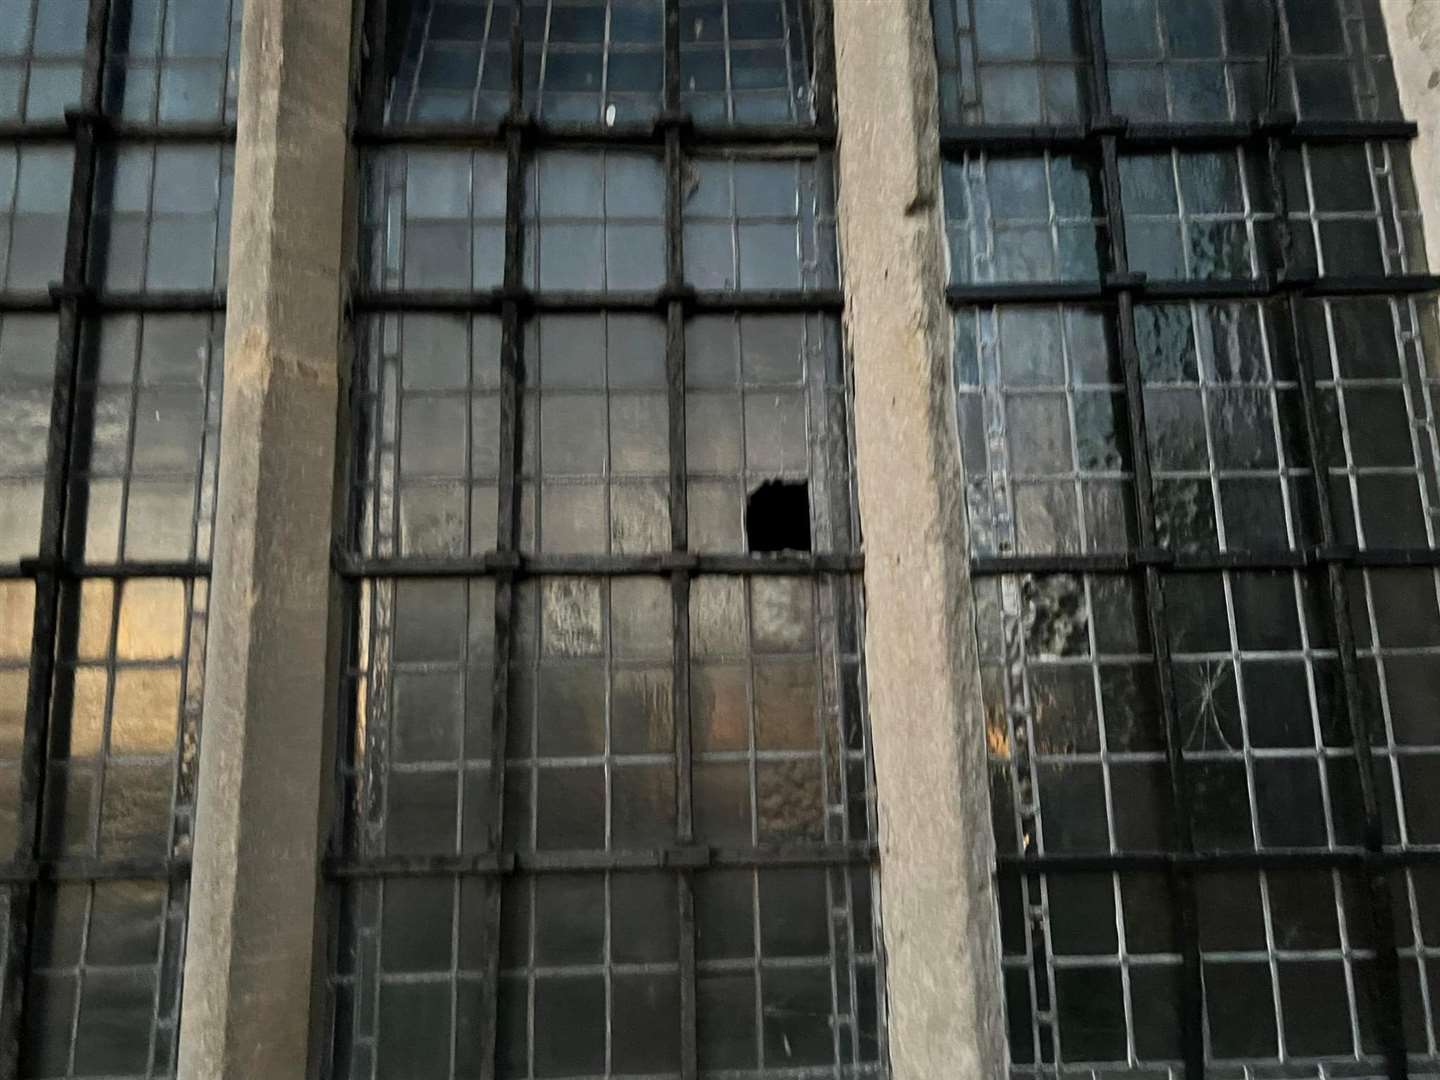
934;0;1401;128
935;0;1440;1075
0;1;238;1075
335;1;879;1076
382;0;817;127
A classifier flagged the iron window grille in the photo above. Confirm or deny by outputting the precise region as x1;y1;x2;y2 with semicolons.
326;2;881;1077
934;1;1440;1078
0;0;239;1075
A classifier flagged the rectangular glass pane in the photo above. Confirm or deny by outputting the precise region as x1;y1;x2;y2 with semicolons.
1119;148;1268;283
1298;295;1440;551
0;143;75;293
93;144;235;293
520;313;670;555
498;871;680;1076
354;313;505;559
1135;300;1303;555
26;879;190;1078
1001;870;1182;1067
684;312;853;553
523;0;665;126
364;148;509;292
679;0;817;126
505;576;675;853
953;304;1133;558
1284;141;1428;279
931;0;1404;128
0;313;59;563
39;577;208;864
386;0;516;126
0;0;87;124
694;866;880;1071
342;578;498;859
683;154;837;291
0;580;37;856
690;575;869;849
74;314;225;565
104;0;245;125
944;153;1107;286
931;0;1089;127
525;149;666;292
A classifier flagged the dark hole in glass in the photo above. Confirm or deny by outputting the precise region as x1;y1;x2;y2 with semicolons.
746;480;811;553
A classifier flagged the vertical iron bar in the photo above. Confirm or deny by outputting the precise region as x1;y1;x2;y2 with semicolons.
663;3;698;1078
338;0;391;867
360;0;392;135
1275;203;1411;1080
1258;0;1408;1057
479;8;527;1079
1;0;112;1073
810;0;835;131
323;0;390;1072
1077;2;1206;1077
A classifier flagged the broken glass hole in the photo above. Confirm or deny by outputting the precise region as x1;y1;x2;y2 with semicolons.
746;480;811;553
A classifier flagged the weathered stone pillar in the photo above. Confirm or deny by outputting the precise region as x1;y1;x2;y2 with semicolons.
832;0;1007;1077
176;0;353;1075
1382;1;1440;262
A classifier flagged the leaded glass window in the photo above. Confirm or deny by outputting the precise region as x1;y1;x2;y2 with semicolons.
0;1;239;1075
329;2;880;1077
934;0;1401;127
935;0;1440;1076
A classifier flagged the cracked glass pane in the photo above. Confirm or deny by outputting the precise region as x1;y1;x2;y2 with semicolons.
940;0;1440;1070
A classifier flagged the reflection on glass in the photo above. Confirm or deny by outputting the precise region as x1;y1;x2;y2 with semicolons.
683;155;838;291
0;2;239;1074
0;314;59;562
0;144;75;292
679;0;816;126
525;149;666;291
93;145;235;293
105;0;245;124
933;0;1088;126
944;153;1107;285
0;0;87;124
931;0;1403;126
378;0;820;128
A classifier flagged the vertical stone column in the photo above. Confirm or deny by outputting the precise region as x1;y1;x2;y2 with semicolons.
832;0;1007;1077
176;0;353;1076
1383;1;1440;261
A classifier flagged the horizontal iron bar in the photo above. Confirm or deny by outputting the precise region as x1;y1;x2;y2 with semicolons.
0;289;227;314
0;857;190;885
997;846;1440;876
947;281;1105;304
355;116;835;150
946;274;1440;308
1139;274;1440;300
334;551;864;578
0;559;212;581
324;843;878;879
939;117;1418;155
969;545;1440;577
353;287;844;314
0;120;237;144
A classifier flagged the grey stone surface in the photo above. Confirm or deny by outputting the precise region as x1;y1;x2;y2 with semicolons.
175;0;353;1076
832;0;1007;1076
1384;1;1440;263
